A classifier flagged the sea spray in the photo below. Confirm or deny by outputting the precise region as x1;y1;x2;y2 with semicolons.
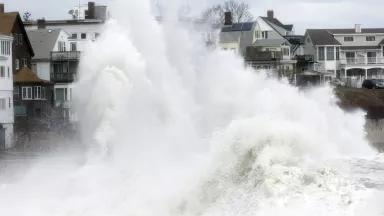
0;0;382;215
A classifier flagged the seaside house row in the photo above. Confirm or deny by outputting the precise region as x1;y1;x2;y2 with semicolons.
303;26;384;84
24;1;108;121
218;10;299;78
0;4;54;148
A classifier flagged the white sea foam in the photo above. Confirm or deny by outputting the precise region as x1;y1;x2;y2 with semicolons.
0;0;383;215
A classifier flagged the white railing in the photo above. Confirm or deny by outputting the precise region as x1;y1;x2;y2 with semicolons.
313;63;325;73
340;57;384;65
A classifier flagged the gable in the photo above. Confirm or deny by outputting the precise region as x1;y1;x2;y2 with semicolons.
27;29;61;59
0;12;34;56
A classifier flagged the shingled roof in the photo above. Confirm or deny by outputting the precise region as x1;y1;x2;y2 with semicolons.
14;67;51;84
261;16;293;31
306;29;341;45
0;12;34;56
328;28;384;34
27;29;61;60
221;22;254;32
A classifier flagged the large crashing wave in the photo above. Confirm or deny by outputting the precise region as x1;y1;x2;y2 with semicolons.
0;0;382;215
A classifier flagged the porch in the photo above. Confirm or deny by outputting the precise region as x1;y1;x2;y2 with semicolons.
340;68;384;88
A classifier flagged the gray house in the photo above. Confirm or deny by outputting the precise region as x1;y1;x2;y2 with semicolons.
304;25;384;85
218;10;298;78
27;28;79;120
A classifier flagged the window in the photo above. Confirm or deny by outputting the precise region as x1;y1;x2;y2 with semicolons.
366;36;376;41
255;30;261;39
8;97;11;108
326;47;334;60
70;42;77;51
22;87;32;100
71;33;78;39
58;41;66;52
318;47;325;61
282;47;290;56
55;88;68;102
22;58;28;68
0;98;5;110
0;40;10;55
33;86;41;99
81;33;87;39
15;59;20;70
41;87;46;99
346;52;355;64
367;52;377;64
95;33;100;39
0;66;4;77
344;36;354;42
262;31;268;39
336;47;340;60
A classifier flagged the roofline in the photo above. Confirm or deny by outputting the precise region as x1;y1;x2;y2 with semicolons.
13;13;35;57
0;34;13;40
258;17;290;45
24;19;105;26
305;30;342;46
259;16;293;32
331;33;384;36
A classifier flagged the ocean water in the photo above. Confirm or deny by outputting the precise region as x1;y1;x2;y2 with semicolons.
0;0;383;215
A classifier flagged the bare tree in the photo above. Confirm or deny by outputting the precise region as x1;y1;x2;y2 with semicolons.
202;0;253;25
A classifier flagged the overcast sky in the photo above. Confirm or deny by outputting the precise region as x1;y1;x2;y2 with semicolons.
1;0;384;34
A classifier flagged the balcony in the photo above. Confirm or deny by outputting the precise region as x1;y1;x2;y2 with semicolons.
51;51;80;61
340;57;384;66
50;72;76;83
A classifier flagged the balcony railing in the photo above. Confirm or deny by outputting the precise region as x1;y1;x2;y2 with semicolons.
340;57;384;66
51;51;80;61
50;72;76;82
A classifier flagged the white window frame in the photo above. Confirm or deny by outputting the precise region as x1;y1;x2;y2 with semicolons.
33;86;41;99
366;36;376;41
22;87;33;100
344;36;354;42
22;58;28;68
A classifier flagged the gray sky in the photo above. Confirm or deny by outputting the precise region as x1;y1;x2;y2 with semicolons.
1;0;384;34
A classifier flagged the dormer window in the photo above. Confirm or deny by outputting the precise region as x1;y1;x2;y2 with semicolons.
366;36;376;41
344;36;354;42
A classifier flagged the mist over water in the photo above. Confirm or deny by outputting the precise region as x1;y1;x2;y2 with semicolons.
0;0;383;215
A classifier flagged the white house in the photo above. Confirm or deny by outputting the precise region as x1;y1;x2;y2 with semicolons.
0;34;13;149
24;2;108;121
24;2;107;53
219;10;297;76
304;25;384;83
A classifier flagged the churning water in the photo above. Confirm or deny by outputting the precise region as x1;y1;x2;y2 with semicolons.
1;0;384;215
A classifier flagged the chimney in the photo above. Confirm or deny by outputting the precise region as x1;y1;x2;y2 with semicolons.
267;10;274;19
37;19;46;29
0;4;4;13
86;2;96;19
355;24;361;33
224;12;232;25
